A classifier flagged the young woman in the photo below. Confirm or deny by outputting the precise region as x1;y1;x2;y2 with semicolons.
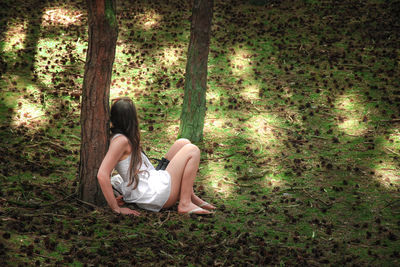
97;97;216;215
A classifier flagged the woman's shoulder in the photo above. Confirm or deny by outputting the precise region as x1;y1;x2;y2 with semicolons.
110;134;131;156
111;134;129;145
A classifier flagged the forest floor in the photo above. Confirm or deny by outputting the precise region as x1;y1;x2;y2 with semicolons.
1;0;399;266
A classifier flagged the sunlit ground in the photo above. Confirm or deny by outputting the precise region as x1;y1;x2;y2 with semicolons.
229;48;253;76
374;130;400;188
335;93;369;136
2;22;26;52
12;104;45;127
42;7;83;26
240;84;260;102
162;46;184;67
135;9;162;30
202;160;235;198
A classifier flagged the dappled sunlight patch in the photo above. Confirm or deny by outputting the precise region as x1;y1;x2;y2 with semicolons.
110;89;124;100
387;130;400;146
3;22;27;52
263;175;284;188
373;163;400;189
11;99;46;128
110;86;128;98
203;117;237;139
136;9;162;30
241;114;289;186
335;94;357;111
240;84;260;102
206;90;220;102
161;47;184;67
1;76;50;130
245;114;283;150
202;161;235;198
229;48;252;75
335;94;369;136
165;123;180;137
373;130;400;189
337;118;369;136
204;117;233;136
281;86;294;99
42;8;84;26
204;117;225;128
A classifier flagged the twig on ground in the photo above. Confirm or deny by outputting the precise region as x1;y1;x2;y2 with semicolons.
74;197;99;210
201;153;235;161
343;133;363;137
223;180;237;185
302;189;331;206
29;114;47;120
25;140;68;152
39;192;77;208
384;198;400;208
289;139;307;143
285;204;300;208
23;213;67;217
3;192;77;209
157;211;170;228
54;187;96;211
67;134;80;141
381;118;400;122
338;64;369;68
4;199;40;208
385;147;400;156
0;173;7;180
309;135;329;140
47;141;68;151
267;124;294;133
240;183;254;187
33;253;58;260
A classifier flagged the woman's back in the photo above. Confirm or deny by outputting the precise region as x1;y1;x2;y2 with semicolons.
112;133;155;182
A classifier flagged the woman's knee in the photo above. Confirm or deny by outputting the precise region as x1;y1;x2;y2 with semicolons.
183;143;200;158
176;138;191;146
165;138;191;160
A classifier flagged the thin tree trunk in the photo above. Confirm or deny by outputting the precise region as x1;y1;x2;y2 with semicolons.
179;0;213;143
79;0;118;205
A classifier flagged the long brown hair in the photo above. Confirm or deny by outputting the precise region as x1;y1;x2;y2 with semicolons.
110;97;142;189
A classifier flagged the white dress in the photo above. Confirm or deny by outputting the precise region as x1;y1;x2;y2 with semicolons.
110;134;171;212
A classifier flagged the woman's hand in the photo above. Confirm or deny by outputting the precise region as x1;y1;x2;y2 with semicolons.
114;207;141;216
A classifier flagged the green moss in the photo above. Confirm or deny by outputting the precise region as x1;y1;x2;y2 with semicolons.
104;0;117;28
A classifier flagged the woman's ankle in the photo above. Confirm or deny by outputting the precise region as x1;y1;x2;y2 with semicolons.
178;200;191;209
178;201;202;212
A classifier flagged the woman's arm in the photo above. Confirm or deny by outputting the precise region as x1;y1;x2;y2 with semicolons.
97;136;140;216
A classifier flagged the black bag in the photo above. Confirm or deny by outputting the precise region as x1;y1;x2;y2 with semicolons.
155;157;170;170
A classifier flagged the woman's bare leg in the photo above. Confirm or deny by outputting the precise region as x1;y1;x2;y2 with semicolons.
163;144;211;214
164;138;191;161
163;139;215;211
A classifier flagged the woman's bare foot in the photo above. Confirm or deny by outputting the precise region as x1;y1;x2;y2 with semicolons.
178;202;212;215
199;202;216;210
191;193;216;210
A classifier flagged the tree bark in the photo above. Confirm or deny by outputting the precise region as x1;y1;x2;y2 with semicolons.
79;0;118;205
179;0;214;143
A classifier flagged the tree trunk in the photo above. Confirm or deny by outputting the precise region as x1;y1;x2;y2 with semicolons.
79;0;118;205
179;0;213;143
